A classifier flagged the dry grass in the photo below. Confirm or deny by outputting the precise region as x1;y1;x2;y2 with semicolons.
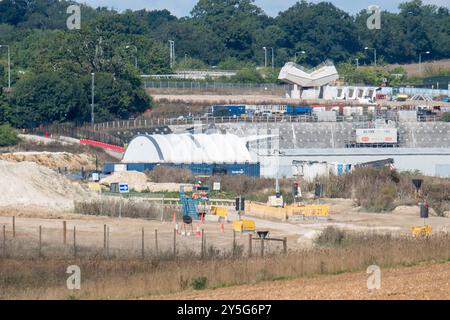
1;229;449;300
74;198;181;221
313;168;450;215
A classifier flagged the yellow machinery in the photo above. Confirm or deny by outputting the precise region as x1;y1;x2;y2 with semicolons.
411;225;432;237
233;220;256;233
211;206;228;218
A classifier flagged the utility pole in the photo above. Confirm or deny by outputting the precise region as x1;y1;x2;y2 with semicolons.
91;73;95;125
263;47;267;68
0;44;11;90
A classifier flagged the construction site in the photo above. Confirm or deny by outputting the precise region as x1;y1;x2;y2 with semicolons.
1;63;450;299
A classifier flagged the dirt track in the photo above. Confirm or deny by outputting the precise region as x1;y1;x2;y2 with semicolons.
151;262;450;300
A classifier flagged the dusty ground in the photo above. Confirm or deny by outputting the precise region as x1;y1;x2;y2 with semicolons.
1;197;449;256
150;261;450;300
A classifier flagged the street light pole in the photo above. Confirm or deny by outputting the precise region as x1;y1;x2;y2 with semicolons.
126;45;138;69
364;47;377;66
169;40;175;69
295;50;306;63
263;47;267;68
91;73;95;125
271;47;274;71
0;44;11;90
419;51;430;75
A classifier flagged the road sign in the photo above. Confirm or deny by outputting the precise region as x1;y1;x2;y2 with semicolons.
119;183;129;193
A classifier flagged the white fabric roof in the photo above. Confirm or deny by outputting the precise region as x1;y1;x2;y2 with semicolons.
122;133;253;164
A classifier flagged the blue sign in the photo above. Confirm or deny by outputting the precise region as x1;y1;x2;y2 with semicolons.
119;183;129;193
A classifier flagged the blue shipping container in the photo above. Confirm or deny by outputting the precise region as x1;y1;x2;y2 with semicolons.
211;105;246;117
286;106;313;115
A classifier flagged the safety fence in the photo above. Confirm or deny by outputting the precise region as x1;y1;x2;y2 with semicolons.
144;81;288;93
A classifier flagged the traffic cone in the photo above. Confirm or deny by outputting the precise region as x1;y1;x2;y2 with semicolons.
172;212;177;223
220;222;225;234
195;224;201;238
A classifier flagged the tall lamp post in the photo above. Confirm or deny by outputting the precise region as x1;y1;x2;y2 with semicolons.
0;44;11;90
125;45;138;69
263;47;267;68
364;47;377;66
169;40;175;69
295;50;306;63
419;51;430;75
271;47;274;71
91;73;95;126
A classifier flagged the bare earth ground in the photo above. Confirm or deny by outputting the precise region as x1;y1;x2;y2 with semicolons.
1;198;450;255
150;262;450;300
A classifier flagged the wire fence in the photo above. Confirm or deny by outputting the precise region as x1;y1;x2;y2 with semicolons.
144;81;289;95
0;216;287;261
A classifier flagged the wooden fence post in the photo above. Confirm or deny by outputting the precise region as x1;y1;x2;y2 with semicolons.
103;224;107;252
155;229;159;254
173;229;176;257
141;228;145;260
261;238;265;258
63;221;67;245
38;226;42;257
283;237;287;255
12;216;15;238
73;226;77;258
248;234;252;257
107;226;110;258
2;225;6;256
233;230;236;256
201;229;205;259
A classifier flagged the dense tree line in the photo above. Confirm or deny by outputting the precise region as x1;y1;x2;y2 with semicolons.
0;0;449;127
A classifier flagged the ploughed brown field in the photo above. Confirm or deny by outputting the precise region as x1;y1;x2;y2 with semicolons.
151;262;450;300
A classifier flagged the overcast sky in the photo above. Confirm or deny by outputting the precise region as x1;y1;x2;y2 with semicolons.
78;0;449;17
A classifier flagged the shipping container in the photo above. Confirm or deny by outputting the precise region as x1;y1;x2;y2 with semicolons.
286;106;313;115
211;105;246;117
355;128;398;144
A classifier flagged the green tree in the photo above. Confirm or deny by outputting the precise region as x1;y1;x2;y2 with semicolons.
0;123;19;146
10;72;87;127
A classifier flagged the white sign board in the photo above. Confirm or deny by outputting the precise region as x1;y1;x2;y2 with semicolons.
213;182;221;191
356;128;398;144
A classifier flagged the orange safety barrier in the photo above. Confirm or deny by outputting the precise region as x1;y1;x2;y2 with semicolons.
80;139;125;153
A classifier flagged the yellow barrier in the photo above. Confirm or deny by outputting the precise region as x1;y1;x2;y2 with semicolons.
88;182;102;192
411;225;432;237
233;220;256;232
211;206;228;218
291;205;330;217
245;201;330;221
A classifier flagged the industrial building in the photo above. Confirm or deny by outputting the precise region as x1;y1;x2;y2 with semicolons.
104;133;260;177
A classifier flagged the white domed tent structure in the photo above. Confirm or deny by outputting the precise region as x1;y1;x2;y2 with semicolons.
106;133;260;177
